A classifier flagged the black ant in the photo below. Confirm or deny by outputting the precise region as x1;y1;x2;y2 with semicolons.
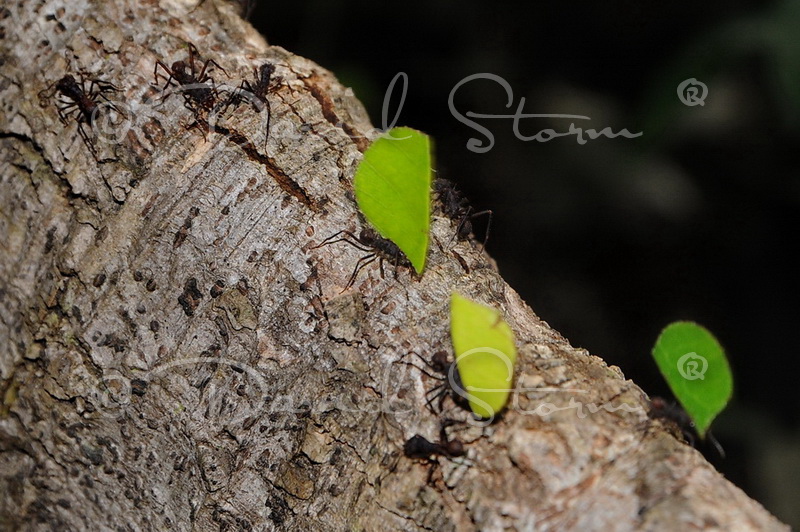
225;63;281;150
648;396;725;458
39;73;121;161
434;178;492;248
154;43;227;117
403;420;466;460
404;351;470;414
311;227;411;291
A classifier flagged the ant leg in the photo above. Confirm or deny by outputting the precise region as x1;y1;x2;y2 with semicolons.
153;60;175;89
423;383;448;414
184;113;212;139
251;66;260;86
393;252;406;282
446;209;470;248
439;419;454;442
198;57;228;82
223;80;248;111
263;97;272;152
37;81;58;105
681;428;696;448
77;74;90;95
56;101;79;125
312;231;370;252
404;352;445;379
378;257;386;279
208;58;229;77
94;79;120;92
470;210;493;249
344;254;376;291
97;96;124;118
268;76;284;95
423;460;441;486
707;431;726;459
187;43;199;76
76;122;100;162
94;83;123;115
89;78;120;96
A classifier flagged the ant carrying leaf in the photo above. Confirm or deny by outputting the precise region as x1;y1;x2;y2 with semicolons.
402;351;469;415
648;396;726;458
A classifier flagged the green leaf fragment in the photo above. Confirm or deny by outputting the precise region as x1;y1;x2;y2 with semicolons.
354;127;432;273
651;321;733;437
450;292;518;419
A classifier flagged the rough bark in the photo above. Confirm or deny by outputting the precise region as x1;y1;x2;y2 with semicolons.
0;1;787;530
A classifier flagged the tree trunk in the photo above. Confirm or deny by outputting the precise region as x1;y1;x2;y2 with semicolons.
0;1;787;530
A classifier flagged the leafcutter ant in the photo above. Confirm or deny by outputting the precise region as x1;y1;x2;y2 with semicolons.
403;420;466;460
648;396;725;458
154;43;228;118
434;178;492;248
404;434;464;460
404;421;472;487
311;227;411;292
39;72;122;162
225;62;281;150
404;351;469;415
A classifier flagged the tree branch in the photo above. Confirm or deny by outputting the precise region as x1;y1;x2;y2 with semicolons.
0;1;787;530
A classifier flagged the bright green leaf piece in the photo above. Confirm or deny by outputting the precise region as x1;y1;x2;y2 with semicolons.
652;321;733;437
354;127;432;273
450;292;517;419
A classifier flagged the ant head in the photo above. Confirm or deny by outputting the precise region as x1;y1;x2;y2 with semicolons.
652;397;665;407
39;76;69;105
259;63;276;79
56;75;75;90
359;227;378;243
647;396;668;413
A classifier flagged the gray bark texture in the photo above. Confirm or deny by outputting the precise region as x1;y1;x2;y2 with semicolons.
0;1;788;530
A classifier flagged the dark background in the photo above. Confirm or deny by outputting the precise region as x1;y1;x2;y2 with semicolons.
250;0;800;525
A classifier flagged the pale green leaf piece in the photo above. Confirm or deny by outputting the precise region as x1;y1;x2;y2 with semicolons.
450;292;518;419
354;127;432;273
652;321;733;437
